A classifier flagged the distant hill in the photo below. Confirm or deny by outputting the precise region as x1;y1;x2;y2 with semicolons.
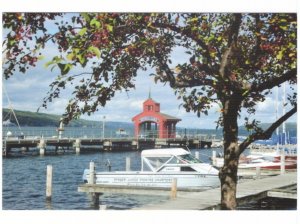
238;122;297;137
2;108;133;129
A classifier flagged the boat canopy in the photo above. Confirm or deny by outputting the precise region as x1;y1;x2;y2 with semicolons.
141;148;190;158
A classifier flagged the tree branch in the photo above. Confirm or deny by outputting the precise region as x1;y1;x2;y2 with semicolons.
219;14;242;78
151;21;215;73
251;68;297;92
155;53;214;88
253;14;262;62
238;105;297;154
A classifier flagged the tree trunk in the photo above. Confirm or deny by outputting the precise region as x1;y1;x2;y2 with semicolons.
219;93;242;210
219;146;239;209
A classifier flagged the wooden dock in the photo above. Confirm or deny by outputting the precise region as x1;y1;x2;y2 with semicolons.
136;172;297;210
78;172;297;210
2;136;213;156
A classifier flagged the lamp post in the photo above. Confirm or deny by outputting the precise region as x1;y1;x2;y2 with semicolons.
102;116;106;139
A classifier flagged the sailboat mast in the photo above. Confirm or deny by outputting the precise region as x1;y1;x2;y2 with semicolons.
3;84;22;132
275;86;279;151
282;82;287;145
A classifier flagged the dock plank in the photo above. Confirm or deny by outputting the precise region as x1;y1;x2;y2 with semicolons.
134;172;297;210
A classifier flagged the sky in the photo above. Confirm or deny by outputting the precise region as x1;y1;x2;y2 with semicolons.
1;11;297;129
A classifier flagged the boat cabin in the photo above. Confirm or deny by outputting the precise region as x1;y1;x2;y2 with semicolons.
141;148;202;172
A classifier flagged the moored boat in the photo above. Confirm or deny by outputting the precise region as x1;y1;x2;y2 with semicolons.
115;128;129;137
213;152;297;170
238;157;297;170
82;148;220;189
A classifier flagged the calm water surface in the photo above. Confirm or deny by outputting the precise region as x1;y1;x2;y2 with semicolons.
3;149;215;210
2;148;296;210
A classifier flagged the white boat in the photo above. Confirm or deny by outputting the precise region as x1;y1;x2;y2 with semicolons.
213;153;297;170
115;128;129;137
82;148;220;189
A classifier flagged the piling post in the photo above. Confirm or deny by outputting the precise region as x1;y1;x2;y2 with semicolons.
195;151;200;160
3;139;7;157
256;166;261;179
171;178;177;199
126;157;131;171
75;139;81;154
46;165;53;201
39;139;46;156
131;140;139;150
212;150;216;166
58;118;64;139
280;150;285;175
103;140;112;151
3;149;7;157
89;161;95;184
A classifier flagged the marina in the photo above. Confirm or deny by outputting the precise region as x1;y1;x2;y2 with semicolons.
77;148;297;209
2;147;297;210
1;75;297;211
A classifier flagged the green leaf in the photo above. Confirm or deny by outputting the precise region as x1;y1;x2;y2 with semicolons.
81;13;91;22
8;39;15;47
188;17;198;23
57;63;72;75
242;89;249;96
279;25;288;31
78;28;87;36
90;18;101;28
44;56;62;68
67;53;74;61
45;61;54;68
277;50;284;60
106;24;113;32
88;46;101;58
77;54;86;65
65;63;73;71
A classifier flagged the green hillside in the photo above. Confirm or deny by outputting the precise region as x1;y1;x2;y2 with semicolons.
2;108;131;128
238;122;297;137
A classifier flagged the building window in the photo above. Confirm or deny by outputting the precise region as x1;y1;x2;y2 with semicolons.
147;105;153;111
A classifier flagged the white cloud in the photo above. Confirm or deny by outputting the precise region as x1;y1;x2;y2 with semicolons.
129;100;144;110
39;98;69;115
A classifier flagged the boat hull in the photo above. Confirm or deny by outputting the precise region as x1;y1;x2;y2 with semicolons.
84;171;220;189
214;155;297;170
238;161;297;170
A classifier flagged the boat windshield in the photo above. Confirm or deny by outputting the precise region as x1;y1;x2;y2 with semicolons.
178;154;202;163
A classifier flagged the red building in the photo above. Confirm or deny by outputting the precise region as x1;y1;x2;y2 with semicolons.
132;96;181;138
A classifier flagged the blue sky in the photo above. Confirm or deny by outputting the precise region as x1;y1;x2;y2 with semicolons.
1;6;297;129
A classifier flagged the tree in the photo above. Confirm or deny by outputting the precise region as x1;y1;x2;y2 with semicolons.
2;13;297;209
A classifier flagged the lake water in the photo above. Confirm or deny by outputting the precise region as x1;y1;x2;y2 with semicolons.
2;148;218;210
2;147;296;210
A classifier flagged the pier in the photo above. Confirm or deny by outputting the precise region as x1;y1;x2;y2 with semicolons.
78;172;297;209
2;136;214;156
136;172;297;210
